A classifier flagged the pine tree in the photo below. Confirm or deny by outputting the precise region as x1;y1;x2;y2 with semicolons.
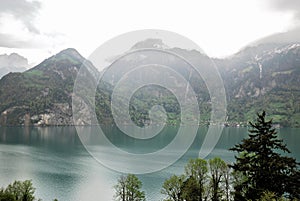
230;111;300;200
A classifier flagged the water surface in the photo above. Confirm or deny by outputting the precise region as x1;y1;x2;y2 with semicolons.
0;126;299;201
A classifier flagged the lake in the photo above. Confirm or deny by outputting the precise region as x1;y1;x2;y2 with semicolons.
0;126;299;201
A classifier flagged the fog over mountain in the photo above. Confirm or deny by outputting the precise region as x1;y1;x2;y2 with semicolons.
248;26;300;47
0;53;29;78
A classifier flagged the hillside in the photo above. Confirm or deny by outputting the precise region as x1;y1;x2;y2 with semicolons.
218;43;300;126
0;41;299;127
0;48;98;125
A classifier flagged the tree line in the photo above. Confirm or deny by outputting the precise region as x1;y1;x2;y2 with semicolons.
0;180;58;201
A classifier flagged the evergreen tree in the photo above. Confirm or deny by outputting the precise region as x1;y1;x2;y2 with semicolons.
230;111;300;200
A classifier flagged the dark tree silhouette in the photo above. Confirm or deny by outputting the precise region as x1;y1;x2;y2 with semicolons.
230;111;300;200
180;176;200;201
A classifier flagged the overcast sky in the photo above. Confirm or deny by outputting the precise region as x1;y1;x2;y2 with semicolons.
0;0;299;67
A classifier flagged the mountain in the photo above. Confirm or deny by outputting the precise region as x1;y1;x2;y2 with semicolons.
97;38;212;126
0;48;99;126
131;38;169;49
218;43;300;126
130;39;300;126
0;53;29;78
0;41;299;127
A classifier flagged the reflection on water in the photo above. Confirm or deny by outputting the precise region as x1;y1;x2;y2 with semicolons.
0;126;80;150
0;126;299;201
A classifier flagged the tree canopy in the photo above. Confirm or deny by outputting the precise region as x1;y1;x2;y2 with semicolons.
114;174;145;201
0;180;36;201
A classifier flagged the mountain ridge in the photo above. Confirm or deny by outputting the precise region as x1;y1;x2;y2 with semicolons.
0;41;299;127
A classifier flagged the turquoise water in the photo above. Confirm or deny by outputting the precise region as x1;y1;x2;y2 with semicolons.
0;126;299;201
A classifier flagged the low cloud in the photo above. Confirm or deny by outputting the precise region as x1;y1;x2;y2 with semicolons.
0;0;41;34
251;26;300;45
0;0;42;48
268;0;300;23
0;33;38;48
248;0;300;45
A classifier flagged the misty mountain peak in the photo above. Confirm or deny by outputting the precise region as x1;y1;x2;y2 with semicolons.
0;53;29;79
0;53;29;68
131;38;169;50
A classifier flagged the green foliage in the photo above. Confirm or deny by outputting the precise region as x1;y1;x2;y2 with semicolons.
0;180;35;201
258;191;283;201
180;176;200;201
0;49;82;125
23;70;44;78
114;174;145;201
161;175;185;201
209;157;228;201
184;158;208;201
230;111;300;200
161;157;233;201
0;190;15;201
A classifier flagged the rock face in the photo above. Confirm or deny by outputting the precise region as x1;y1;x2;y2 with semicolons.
29;103;72;126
